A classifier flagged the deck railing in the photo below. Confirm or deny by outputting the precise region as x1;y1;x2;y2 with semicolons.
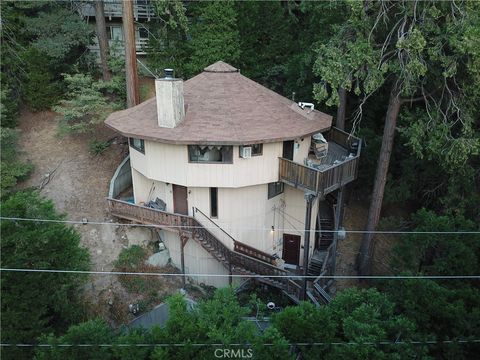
108;198;192;230
79;0;156;20
279;127;361;196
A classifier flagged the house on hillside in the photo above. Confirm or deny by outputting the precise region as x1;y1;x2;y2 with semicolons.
78;0;154;57
105;61;361;303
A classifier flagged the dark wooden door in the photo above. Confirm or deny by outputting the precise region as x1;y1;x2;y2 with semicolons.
283;140;294;160
282;234;301;265
173;185;188;215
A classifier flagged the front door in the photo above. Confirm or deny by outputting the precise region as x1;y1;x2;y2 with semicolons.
173;185;188;215
283;140;294;160
282;234;301;265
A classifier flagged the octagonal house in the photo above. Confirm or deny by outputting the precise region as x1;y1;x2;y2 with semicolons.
105;61;361;303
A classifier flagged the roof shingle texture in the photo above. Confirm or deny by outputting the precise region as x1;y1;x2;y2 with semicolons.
105;61;332;145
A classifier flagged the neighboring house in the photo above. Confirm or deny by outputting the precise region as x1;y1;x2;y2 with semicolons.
105;61;361;303
78;0;153;57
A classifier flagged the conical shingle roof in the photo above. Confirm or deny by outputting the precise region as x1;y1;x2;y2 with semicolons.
105;62;331;145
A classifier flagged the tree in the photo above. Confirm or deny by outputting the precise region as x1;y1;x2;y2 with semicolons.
0;128;33;196
274;288;422;360
186;0;240;75
54;73;122;133
94;0;111;81
313;0;480;274
146;0;189;77
235;1;294;93
34;319;113;360
1;191;90;360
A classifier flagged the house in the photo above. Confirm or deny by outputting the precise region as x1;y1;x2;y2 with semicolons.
105;61;361;303
78;0;154;57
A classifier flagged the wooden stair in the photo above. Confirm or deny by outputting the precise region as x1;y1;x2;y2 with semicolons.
107;198;302;302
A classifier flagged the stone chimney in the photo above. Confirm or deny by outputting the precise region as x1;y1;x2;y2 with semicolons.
155;69;185;128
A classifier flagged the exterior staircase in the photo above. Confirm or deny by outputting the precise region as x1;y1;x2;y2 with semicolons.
107;198;302;303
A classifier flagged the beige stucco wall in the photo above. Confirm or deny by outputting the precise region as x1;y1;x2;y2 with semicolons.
129;137;312;188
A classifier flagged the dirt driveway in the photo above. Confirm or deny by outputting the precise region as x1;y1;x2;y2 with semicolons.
17;109;127;275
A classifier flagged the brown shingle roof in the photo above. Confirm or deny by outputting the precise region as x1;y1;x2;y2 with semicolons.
105;61;332;145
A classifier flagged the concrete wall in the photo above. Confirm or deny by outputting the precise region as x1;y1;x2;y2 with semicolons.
161;230;230;288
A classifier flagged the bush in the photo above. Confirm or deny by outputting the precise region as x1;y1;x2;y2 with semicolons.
115;245;147;269
88;139;110;155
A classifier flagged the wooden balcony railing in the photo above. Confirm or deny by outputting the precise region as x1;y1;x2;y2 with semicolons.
279;127;361;196
79;0;156;20
108;198;192;230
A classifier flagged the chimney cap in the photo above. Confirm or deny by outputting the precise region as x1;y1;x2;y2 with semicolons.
164;68;174;79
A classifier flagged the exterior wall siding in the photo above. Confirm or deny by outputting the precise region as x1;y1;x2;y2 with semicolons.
131;169;317;265
130;141;306;188
161;230;230;288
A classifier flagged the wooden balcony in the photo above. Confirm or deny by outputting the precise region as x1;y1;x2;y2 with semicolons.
279;127;361;196
79;0;156;20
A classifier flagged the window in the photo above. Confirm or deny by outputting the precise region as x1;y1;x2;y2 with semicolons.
138;27;149;39
188;145;233;163
210;187;218;218
129;138;145;154
239;144;263;157
268;182;284;199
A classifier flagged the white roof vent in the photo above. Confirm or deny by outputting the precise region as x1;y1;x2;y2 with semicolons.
298;102;315;111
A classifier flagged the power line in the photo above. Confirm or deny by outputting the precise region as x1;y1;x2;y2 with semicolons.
1;339;479;347
1;268;479;280
1;217;479;235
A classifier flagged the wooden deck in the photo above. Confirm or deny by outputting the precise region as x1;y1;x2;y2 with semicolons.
279;127;361;196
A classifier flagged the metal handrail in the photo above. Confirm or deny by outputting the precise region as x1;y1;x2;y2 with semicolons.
193;207;237;244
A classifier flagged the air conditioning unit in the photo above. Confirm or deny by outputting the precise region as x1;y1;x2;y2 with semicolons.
240;146;252;159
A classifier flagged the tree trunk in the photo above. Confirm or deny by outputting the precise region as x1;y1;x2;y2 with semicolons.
336;87;347;130
94;0;111;81
358;84;402;275
122;0;140;108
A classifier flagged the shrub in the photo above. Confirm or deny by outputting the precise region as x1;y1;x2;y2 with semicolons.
88;139;110;155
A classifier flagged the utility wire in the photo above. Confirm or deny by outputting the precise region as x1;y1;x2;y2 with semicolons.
1;268;479;280
1;339;479;347
1;217;479;235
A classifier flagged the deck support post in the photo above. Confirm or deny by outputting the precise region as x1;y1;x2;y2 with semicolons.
180;233;189;286
302;193;316;301
331;187;344;278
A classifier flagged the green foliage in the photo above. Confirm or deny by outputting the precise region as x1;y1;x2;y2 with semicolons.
0;84;19;128
385;280;480;359
54;73;121;133
391;209;480;276
21;47;62;110
273;288;421;359
23;8;92;64
1;1;94;111
115;245;147;269
0;128;34;196
34;319;113;360
88;139;110;155
187;1;240;75
0;191;90;360
113;328;152;360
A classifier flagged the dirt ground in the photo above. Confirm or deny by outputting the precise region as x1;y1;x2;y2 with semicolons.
15;107;182;325
17;109;127;272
